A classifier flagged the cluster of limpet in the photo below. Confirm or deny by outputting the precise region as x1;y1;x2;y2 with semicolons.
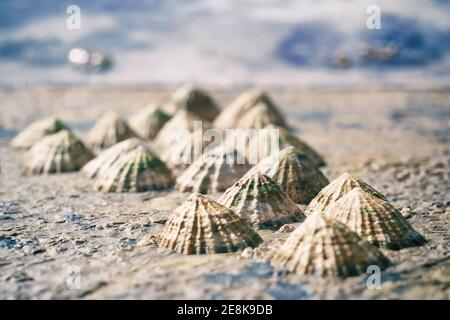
165;85;220;121
22;130;94;174
128;104;171;140
158;193;263;255
271;213;390;277
245;146;329;204
218;172;305;229
93;146;173;192
81;137;151;179
213;89;288;130
175;144;251;194
86;111;137;153
11;116;70;149
324;187;426;249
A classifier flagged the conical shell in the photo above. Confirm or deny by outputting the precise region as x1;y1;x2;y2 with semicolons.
129;104;171;140
86;112;137;153
158;193;263;255
245;146;329;204
305;172;387;216
218;172;305;229
93;146;173;192
81;137;151;179
271;213;390;277
249;125;325;167
213;89;288;130
324;187;425;249
154;110;211;150
175;144;252;194
233;103;287;130
10;116;70;149
165;85;220;121
22;130;94;174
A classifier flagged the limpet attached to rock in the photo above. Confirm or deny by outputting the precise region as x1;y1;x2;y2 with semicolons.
22;130;94;174
129;104;171;140
271;213;390;277
158;193;263;255
218;172;304;229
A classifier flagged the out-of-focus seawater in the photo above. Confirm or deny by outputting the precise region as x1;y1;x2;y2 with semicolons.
0;0;449;87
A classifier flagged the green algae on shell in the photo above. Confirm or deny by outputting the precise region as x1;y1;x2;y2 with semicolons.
271;213;390;277
22;130;94;174
81;137;152;179
129;104;171;140
305;172;387;216
324;187;426;250
158;193;263;255
10;116;70;149
86;111;137;153
244;146;329;204
218;172;305;229
93;146;173;192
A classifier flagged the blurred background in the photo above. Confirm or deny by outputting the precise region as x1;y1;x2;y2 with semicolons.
0;0;449;88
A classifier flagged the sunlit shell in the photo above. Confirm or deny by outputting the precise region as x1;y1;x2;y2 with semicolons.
93;146;173;192
128;104;171;140
233;103;288;130
10;116;70;149
158;193;263;255
248;124;325;167
154;110;211;150
305;172;387;216
86;111;137;152
165;85;220;121
324;187;426;249
218;172;305;229
213;89;288;130
245;146;329;204
81;137;151;179
22;130;94;174
175;144;252;194
271;213;390;277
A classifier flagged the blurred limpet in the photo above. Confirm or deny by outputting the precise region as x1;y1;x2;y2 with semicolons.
324;187;426;249
244;146;328;204
175;144;252;194
154;110;211;150
271;213;390;277
22;130;94;174
93;146;173;192
158;193;263;255
218;172;304;229
10;116;70;149
249;124;325;167
305;172;387;216
81;137;151;179
165;84;220;121
86;111;137;153
213;88;288;130
129;104;171;140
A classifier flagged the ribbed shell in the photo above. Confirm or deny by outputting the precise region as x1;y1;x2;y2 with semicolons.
305;172;387;216
271;213;390;277
218;172;305;229
86;112;136;152
245;146;329;204
213;89;288;130
81;138;151;179
166;85;220;121
10;116;69;149
324;187;426;249
22;130;94;174
249;125;325;167
158;193;263;255
93;146;173;192
154;110;211;150
129;105;171;140
175;145;252;194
